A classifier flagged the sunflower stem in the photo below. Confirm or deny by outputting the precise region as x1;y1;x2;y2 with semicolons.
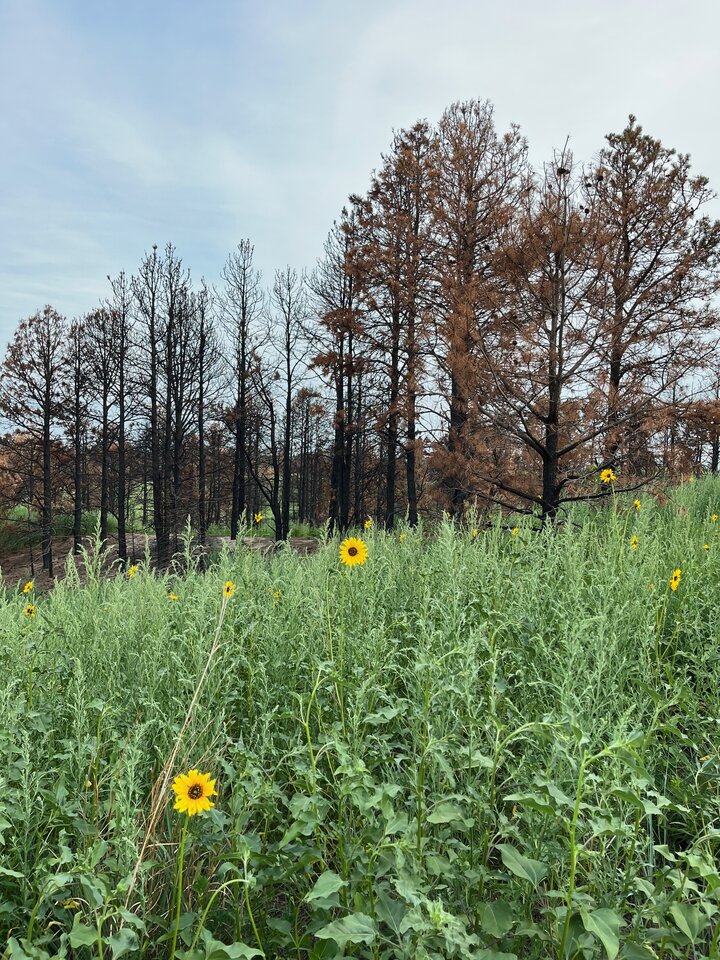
170;815;189;960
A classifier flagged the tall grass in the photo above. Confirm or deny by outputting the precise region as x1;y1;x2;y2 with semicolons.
1;478;719;958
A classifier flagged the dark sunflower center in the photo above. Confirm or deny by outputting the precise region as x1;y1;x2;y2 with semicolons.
188;784;203;800
348;546;358;557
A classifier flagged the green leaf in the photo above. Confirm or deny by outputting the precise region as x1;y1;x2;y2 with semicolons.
581;907;621;960
315;911;378;950
620;944;657;959
475;951;518;960
477;900;515;937
305;870;346;904
669;902;705;942
0;866;24;878
427;801;466;824
69;922;98;947
496;844;548;886
109;928;140;959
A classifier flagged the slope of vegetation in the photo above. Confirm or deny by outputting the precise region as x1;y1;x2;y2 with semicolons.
1;480;720;959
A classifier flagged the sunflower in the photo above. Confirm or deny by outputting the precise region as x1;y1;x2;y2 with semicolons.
23;603;35;618
223;580;236;599
339;537;368;568
128;564;139;578
704;544;710;551
511;527;519;536
399;532;407;542
669;568;682;591
171;769;217;816
23;580;33;594
168;592;179;601
600;468;616;484
472;528;478;539
254;512;263;524
712;514;718;523
630;535;639;550
364;517;373;530
633;499;641;511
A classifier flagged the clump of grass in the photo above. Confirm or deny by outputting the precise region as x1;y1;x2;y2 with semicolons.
1;479;720;956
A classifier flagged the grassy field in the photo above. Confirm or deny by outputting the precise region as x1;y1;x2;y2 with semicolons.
1;481;720;959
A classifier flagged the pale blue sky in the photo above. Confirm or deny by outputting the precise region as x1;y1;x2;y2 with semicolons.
1;0;718;348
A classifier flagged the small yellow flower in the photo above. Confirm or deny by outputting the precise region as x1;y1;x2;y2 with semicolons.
648;583;656;591
128;564;139;578
703;544;710;551
472;528;478;539
633;499;641;511
61;899;81;910
23;580;33;594
600;468;616;484
23;603;35;618
172;769;217;817
364;518;373;530
630;535;639;550
399;532;407;542
168;592;179;601
273;589;281;601
511;527;519;536
254;512;263;524
339;536;368;568
712;514;718;523
669;568;682;591
223;580;236;599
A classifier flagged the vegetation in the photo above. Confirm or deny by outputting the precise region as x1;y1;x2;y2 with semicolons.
1;479;720;958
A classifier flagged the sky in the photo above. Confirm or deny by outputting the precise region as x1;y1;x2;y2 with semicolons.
1;0;719;350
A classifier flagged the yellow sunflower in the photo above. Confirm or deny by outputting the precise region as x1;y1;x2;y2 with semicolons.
712;514;718;523
669;568;682;591
168;592;179;601
23;580;33;594
171;769;217;816
600;468;616;484
223;580;236;599
128;564;139;578
364;517;373;530
254;512;263;524
23;603;35;618
704;544;710;551
511;527;519;536
630;535;639;550
339;536;368;568
633;499;641;511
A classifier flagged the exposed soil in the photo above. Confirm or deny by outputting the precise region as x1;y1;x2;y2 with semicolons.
1;534;322;592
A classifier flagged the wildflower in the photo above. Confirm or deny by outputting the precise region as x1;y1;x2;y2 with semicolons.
168;592;179;601
172;769;217;817
472;528;478;539
633;499;641;511
600;468;616;484
128;564;139;578
399;532;407;542
669;568;682;591
223;580;236;599
61;899;81;910
511;527;519;536
364;517;373;530
254;512;263;525
704;544;710;551
712;514;718;523
648;583;656;591
339;536;368;568
23;580;33;594
23;603;35;618
273;589;281;601
630;535;639;550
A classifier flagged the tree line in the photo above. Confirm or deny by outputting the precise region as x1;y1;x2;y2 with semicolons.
2;100;720;574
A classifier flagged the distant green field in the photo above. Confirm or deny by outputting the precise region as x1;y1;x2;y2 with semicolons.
2;479;720;958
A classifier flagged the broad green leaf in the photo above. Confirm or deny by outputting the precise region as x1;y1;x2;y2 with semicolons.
477;900;515;937
427;801;466;824
69;922;98;947
581;907;621;960
315;911;378;949
109;928;139;959
620;944;656;959
475;951;518;960
669;902;705;942
497;844;548;886
305;870;346;903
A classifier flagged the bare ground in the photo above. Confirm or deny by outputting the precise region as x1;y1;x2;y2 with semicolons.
1;534;321;592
